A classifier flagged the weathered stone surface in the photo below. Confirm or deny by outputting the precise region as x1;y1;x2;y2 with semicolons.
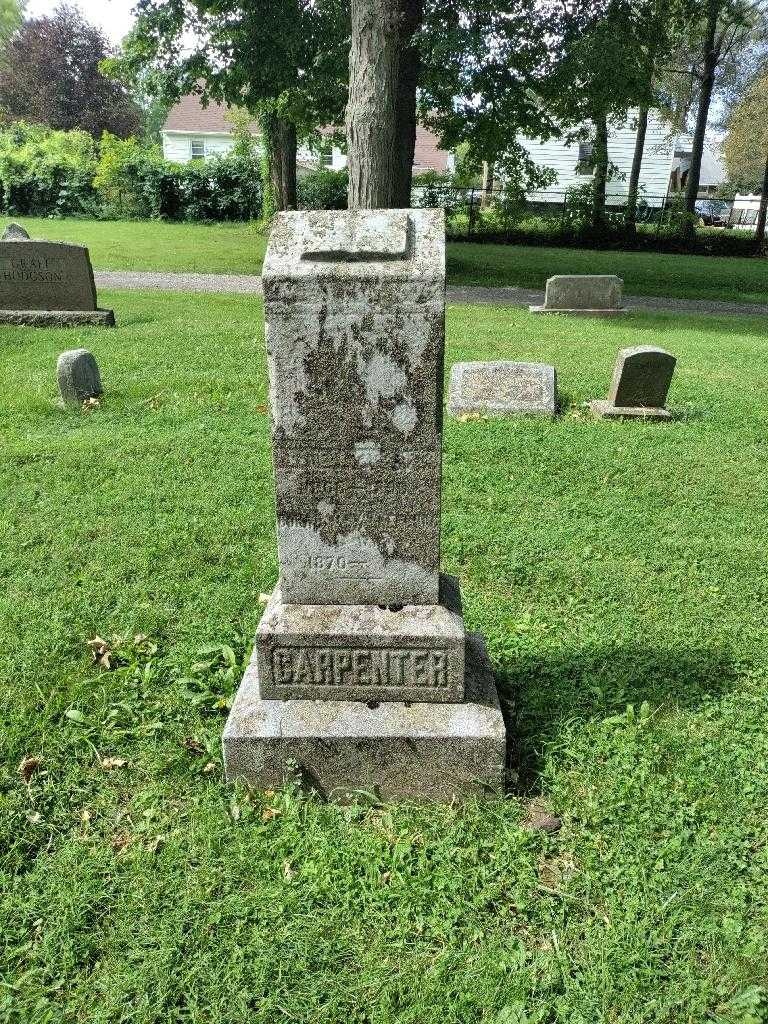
257;573;465;703
448;361;556;418
590;345;676;420
223;633;506;800
0;239;99;312
2;223;30;240
57;348;102;406
531;274;625;313
0;309;115;327
263;208;445;606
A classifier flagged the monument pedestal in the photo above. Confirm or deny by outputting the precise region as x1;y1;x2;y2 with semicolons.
0;309;115;327
224;633;506;801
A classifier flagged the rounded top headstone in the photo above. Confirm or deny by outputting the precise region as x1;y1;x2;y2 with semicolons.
56;348;102;406
2;223;30;241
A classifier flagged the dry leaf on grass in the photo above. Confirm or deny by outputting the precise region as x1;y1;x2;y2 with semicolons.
202;761;217;774
87;636;113;669
111;832;132;854
100;756;128;770
261;806;281;822
82;397;101;413
17;755;42;783
282;859;295;880
182;737;205;756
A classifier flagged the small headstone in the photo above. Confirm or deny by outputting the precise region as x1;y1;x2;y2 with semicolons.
0;227;114;326
531;275;626;314
590;345;676;421
448;361;556;418
57;349;103;406
2;223;30;240
223;208;506;800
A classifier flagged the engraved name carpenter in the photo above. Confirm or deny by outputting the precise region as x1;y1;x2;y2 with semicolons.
271;646;449;689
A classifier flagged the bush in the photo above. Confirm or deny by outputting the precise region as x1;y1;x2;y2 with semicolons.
297;168;348;210
0;122;98;216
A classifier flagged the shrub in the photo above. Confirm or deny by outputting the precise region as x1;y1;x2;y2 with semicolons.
297;168;348;210
0;122;98;216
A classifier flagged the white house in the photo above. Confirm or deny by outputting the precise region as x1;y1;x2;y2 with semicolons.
161;94;454;174
517;110;676;206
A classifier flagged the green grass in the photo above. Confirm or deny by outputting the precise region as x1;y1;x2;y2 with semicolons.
3;293;768;1022
14;216;768;304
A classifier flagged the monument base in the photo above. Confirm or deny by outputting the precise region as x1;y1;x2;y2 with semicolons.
223;633;507;801
590;399;672;421
529;305;627;316
0;308;115;327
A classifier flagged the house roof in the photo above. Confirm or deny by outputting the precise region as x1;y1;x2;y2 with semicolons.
164;94;258;134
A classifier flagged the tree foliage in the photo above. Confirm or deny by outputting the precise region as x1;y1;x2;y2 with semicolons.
0;4;140;137
723;68;768;190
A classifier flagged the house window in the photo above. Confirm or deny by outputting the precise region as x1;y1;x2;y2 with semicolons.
320;143;334;168
575;141;595;175
190;137;206;159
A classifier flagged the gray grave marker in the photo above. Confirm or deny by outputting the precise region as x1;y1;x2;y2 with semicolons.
591;345;676;420
531;274;626;314
448;361;556;418
57;349;102;406
0;227;114;326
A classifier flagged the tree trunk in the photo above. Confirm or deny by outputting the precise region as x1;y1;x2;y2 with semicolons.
392;0;421;208
481;161;495;207
625;105;649;230
591;112;609;232
271;118;297;211
260;108;297;216
756;143;768;249
683;8;718;237
346;0;401;209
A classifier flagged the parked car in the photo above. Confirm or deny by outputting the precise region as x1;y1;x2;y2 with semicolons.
694;199;732;226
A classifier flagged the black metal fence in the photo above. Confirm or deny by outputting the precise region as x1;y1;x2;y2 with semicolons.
409;184;756;240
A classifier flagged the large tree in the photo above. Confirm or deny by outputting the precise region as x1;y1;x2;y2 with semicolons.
543;1;658;232
0;4;140;137
113;0;348;212
0;0;23;53
723;68;768;242
671;0;768;236
346;0;561;208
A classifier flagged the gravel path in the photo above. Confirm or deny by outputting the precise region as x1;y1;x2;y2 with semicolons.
95;270;768;318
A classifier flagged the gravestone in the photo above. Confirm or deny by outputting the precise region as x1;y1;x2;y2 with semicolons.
0;225;115;326
57;349;102;407
530;275;626;314
2;223;29;241
224;208;506;800
590;345;676;420
448;361;556;418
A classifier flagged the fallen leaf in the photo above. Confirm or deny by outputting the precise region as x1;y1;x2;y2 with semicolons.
87;636;113;669
182;737;205;756
81;809;91;826
82;396;101;413
17;755;42;783
202;761;217;774
100;756;128;770
261;806;281;822
255;403;268;414
282;859;295;880
111;832;131;854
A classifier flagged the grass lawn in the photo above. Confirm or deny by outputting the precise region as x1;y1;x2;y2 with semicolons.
14;215;768;305
3;293;768;1022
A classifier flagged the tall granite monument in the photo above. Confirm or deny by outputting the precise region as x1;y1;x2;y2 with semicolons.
224;209;506;800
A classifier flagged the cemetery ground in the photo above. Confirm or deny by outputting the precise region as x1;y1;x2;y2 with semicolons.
2;291;768;1023
16;216;768;306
